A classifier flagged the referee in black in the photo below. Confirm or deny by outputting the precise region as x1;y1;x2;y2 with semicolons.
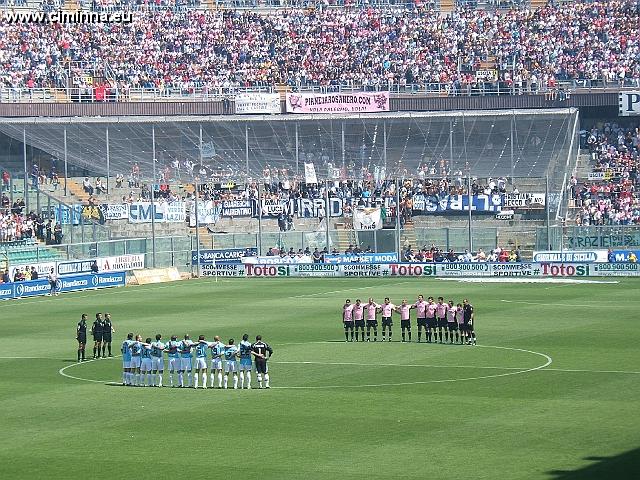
102;313;115;358
76;314;88;362
91;313;104;359
251;335;273;389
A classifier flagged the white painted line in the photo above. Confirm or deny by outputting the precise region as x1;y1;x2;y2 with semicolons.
272;360;524;370
500;299;631;308
59;358;112;383
54;344;640;389
543;367;640;375
269;345;554;389
287;281;418;299
0;356;60;360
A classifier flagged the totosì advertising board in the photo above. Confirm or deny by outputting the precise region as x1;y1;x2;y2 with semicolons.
198;262;640;278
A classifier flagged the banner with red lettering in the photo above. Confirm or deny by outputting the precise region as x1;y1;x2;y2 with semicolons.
286;92;390;114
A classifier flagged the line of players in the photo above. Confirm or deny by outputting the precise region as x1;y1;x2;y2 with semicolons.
120;333;273;389
342;295;477;344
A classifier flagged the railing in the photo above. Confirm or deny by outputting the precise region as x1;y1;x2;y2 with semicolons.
1;79;639;104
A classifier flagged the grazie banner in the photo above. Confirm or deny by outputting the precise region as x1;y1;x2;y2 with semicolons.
286;92;390;114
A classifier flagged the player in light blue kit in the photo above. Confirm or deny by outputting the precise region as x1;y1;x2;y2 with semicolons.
121;333;134;386
194;335;209;389
223;338;240;389
239;333;253;389
129;335;143;386
150;334;165;387
179;335;195;388
209;336;225;389
165;335;181;387
140;337;153;387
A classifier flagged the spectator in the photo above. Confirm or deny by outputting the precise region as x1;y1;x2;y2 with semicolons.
53;223;63;244
83;177;94;196
0;4;638;94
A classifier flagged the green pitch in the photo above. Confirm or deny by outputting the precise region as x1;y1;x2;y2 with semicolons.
1;277;640;479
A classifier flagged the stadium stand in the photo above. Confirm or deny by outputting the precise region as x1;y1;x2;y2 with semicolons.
571;123;639;226
0;2;639;97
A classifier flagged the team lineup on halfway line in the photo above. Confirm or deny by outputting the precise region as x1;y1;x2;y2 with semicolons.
76;315;273;389
70;295;475;389
343;296;477;344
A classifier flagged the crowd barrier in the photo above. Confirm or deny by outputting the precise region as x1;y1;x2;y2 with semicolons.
199;262;640;278
0;271;126;301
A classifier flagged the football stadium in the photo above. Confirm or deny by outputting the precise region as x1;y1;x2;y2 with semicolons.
1;1;640;479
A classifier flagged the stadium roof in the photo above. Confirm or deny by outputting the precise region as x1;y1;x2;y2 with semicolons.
0;109;577;184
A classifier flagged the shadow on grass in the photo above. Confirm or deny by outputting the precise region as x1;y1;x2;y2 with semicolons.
547;449;640;480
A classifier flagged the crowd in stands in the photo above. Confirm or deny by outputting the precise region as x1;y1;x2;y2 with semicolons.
402;244;521;262
1;2;640;94
573;122;640;225
0;206;63;245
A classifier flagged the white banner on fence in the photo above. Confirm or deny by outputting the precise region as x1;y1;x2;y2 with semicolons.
8;262;56;281
189;201;220;227
100;204;128;220
353;207;382;230
587;171;614;181
128;202;186;223
495;210;514;220
235;93;281;114
98;254;145;272
475;69;498;82
532;250;609;263
503;193;546;208
304;163;318;184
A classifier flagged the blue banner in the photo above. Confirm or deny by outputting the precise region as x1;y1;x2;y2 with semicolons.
41;205;83;225
610;250;640;263
1;271;126;301
191;248;258;265
0;284;15;300
412;194;502;214
324;252;398;264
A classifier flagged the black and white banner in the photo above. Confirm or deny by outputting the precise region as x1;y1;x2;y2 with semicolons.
100;204;128;220
503;193;546;209
235;93;281;114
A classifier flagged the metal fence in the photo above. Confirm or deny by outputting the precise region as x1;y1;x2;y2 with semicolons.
1;81;638;104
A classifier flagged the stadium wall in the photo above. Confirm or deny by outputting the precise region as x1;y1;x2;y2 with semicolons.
0;92;619;118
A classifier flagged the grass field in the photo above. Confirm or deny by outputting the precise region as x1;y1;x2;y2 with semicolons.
1;277;640;479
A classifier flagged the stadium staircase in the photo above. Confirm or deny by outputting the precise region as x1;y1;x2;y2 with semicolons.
439;0;455;13
334;219;358;251
63;178;92;203
400;221;418;250
529;0;548;10
565;150;593;219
